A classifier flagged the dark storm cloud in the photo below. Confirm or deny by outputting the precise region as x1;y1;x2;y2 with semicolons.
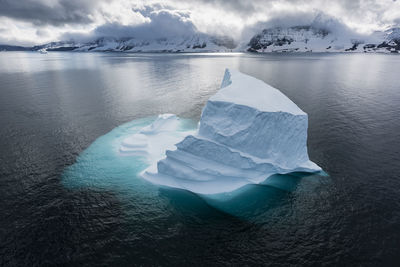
0;0;103;26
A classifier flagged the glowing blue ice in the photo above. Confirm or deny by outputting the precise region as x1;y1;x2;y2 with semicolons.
62;116;196;192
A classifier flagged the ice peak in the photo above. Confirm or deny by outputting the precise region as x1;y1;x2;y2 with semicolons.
210;69;305;115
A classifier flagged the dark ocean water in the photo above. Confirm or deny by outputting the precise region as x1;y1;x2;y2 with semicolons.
0;52;400;266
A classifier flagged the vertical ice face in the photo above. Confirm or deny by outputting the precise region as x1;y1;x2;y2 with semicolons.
199;69;310;169
142;69;321;194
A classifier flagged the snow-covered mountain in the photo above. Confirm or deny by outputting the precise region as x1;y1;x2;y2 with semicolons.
31;34;236;52
246;26;400;53
32;26;400;53
2;25;400;54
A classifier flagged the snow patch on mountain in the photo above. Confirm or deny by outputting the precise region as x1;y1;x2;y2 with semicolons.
32;34;236;52
246;26;400;53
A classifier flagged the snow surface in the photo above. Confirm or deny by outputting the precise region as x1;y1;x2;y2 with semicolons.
120;114;195;162
212;69;305;115
125;69;322;194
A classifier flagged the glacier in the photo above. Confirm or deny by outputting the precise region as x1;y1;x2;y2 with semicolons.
138;69;321;194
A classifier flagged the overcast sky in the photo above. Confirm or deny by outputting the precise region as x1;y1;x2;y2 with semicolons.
0;0;399;46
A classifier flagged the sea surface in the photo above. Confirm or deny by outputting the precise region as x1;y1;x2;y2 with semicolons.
0;52;400;266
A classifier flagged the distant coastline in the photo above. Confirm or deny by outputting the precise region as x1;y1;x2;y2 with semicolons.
2;26;399;54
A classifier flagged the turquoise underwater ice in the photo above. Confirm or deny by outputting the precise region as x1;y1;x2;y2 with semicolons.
62;116;327;220
62;116;195;192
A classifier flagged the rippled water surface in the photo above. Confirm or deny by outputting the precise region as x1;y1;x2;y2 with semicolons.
1;52;400;266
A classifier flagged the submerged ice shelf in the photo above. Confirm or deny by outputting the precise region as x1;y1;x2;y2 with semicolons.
123;69;321;194
120;114;195;163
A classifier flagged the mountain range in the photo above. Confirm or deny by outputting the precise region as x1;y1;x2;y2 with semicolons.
0;34;236;53
247;26;400;53
1;26;399;53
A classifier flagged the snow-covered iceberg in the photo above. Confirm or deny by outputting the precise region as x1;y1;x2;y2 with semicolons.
141;69;321;194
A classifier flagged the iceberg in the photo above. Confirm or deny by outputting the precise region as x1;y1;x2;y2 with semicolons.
141;69;321;194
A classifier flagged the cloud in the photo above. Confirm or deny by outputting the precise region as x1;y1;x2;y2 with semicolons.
0;0;103;26
63;7;197;41
36;29;50;37
238;10;361;42
180;0;257;15
1;0;400;45
178;0;400;33
98;9;195;38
